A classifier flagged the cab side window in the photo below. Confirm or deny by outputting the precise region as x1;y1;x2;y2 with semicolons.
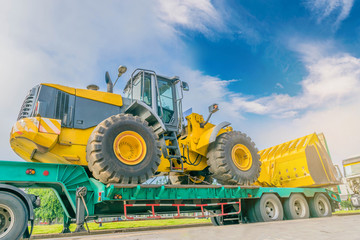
124;72;152;107
73;97;121;129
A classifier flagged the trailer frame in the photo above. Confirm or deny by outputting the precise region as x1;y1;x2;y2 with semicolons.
0;161;341;239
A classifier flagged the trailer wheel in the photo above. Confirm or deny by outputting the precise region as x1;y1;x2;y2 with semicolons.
210;216;221;226
309;193;332;218
254;194;283;222
245;200;259;223
87;114;161;184
0;192;28;240
207;131;261;185
283;194;310;220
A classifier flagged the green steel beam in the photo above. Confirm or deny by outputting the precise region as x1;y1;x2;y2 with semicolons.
0;161;341;219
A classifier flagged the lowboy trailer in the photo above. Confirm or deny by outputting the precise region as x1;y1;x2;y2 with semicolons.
0;161;340;239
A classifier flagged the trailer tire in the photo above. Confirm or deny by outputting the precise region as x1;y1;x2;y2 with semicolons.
283;194;310;220
207;131;261;185
210;216;221;226
0;192;28;240
209;210;238;226
245;200;259;223
309;193;332;218
254;194;283;222
87;114;161;184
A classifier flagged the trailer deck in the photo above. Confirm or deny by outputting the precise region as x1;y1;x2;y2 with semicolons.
0;161;341;239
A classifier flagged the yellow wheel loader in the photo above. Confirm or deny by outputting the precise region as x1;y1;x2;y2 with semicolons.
10;67;261;185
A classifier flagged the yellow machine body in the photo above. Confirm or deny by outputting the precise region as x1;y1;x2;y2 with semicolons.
43;84;123;106
11;82;340;187
157;113;232;172
10;84;232;174
10;83;122;165
256;133;340;188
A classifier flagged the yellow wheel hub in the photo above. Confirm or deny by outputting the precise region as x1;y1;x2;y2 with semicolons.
189;175;205;184
231;144;252;171
113;131;147;165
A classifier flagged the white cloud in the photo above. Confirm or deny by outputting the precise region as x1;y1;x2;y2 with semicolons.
157;0;225;36
221;44;360;118
157;0;263;44
0;0;205;161
306;0;354;28
0;0;357;169
0;0;231;162
276;83;284;89
177;42;360;165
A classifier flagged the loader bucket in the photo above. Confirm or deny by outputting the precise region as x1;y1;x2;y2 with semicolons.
256;133;341;188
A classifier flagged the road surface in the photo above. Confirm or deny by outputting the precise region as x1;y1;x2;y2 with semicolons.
44;215;360;240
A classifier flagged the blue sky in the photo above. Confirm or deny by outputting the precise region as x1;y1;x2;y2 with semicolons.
0;0;360;168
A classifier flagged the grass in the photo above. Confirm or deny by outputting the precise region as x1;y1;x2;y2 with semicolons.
33;209;360;235
32;218;211;235
334;209;360;214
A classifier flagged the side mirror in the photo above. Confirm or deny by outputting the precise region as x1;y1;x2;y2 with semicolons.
182;81;189;91
118;65;127;77
200;103;219;128
208;103;219;114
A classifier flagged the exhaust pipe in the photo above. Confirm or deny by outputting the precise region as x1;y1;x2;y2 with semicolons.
105;71;113;93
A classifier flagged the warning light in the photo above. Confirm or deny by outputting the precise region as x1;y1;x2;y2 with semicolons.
98;192;103;202
26;169;36;175
114;194;122;199
43;170;49;176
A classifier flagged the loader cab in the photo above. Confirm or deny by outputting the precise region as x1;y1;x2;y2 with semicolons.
343;157;360;179
123;69;188;132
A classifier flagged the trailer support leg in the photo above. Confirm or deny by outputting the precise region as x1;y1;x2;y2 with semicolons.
74;187;88;233
61;215;72;233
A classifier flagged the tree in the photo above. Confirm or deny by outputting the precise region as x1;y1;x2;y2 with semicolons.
26;188;64;224
340;200;353;210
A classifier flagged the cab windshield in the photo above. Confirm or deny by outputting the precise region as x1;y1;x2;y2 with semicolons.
344;162;360;177
124;73;175;124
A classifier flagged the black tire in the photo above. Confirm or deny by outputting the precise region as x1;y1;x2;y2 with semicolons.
283;193;310;220
87;114;161;184
209;210;238;226
309;193;332;218
210;216;221;226
169;173;213;185
244;199;259;223
0;192;28;240
207;131;261;185
254;194;284;222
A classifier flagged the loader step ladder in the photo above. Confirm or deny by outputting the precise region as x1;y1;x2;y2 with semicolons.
164;131;184;172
